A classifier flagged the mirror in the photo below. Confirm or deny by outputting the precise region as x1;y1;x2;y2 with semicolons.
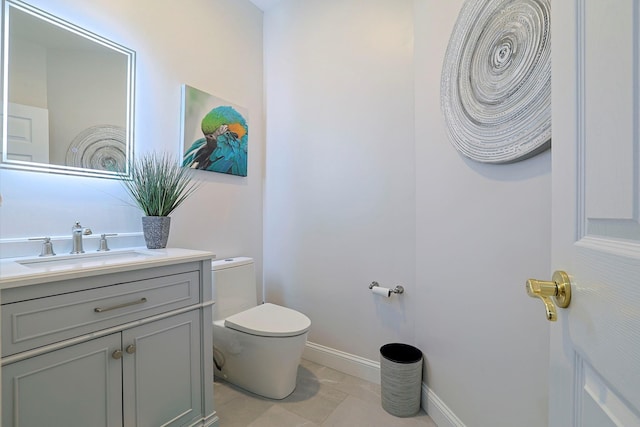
1;0;135;178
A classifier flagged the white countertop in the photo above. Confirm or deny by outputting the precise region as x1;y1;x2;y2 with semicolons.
0;247;215;289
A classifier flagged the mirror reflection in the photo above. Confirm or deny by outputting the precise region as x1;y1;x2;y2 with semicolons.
2;0;135;178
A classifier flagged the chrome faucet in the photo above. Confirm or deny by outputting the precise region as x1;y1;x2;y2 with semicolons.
71;221;92;254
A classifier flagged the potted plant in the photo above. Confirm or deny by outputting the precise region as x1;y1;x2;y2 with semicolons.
120;152;200;249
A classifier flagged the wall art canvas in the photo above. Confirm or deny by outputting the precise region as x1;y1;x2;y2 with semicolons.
441;0;551;164
181;84;248;176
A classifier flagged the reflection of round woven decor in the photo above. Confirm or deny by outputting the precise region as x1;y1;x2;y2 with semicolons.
66;125;127;172
441;0;551;163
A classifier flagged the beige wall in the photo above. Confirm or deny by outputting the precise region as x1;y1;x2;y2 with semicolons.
8;38;47;108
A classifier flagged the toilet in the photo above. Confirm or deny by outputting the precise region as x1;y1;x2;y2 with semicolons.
211;257;311;399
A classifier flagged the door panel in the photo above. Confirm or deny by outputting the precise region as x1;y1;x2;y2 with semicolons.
1;334;122;427
583;1;636;223
122;310;202;427
551;0;640;426
578;358;640;427
2;103;49;163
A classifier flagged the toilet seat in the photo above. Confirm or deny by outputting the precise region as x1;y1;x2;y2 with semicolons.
224;303;311;337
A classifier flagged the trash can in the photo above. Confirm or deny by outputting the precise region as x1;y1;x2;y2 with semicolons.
380;343;423;417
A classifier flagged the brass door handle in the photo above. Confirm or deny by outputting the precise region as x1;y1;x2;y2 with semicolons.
525;270;572;321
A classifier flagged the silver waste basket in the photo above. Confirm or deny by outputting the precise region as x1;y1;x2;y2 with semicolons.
380;343;423;417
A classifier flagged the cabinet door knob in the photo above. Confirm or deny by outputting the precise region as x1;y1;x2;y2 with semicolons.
126;344;136;354
112;349;123;359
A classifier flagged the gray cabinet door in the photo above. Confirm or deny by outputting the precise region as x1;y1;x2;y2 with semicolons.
2;334;123;427
122;310;203;427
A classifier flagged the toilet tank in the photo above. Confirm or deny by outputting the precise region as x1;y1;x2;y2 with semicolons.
211;257;257;321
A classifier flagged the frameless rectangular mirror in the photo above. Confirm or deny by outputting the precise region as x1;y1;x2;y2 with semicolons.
1;0;135;178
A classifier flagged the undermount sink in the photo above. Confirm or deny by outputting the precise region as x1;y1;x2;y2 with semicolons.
16;249;154;270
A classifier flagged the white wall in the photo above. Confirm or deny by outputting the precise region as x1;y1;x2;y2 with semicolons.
0;0;265;295
263;1;551;426
263;0;417;359
414;2;551;425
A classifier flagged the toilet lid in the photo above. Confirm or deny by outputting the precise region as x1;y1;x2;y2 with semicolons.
224;303;311;337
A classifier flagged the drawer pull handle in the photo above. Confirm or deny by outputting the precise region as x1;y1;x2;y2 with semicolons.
112;349;123;360
126;344;136;354
94;297;148;313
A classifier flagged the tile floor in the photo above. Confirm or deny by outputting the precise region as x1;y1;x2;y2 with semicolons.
214;359;438;427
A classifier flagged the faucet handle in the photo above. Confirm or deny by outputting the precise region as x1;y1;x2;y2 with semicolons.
97;233;117;252
73;222;92;235
29;237;56;257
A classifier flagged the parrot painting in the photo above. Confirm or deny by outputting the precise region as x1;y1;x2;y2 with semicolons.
183;105;248;176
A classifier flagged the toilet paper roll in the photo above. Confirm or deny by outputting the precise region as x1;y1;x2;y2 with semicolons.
372;286;392;297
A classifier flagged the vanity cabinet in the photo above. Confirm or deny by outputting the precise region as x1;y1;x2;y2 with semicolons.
1;255;216;427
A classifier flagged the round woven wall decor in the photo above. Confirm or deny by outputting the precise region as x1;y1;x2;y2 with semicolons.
66;125;127;172
441;0;551;163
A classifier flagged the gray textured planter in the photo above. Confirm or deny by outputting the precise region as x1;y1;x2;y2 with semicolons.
141;216;171;249
380;343;423;417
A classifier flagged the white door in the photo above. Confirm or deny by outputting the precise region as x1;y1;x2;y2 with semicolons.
1;103;49;164
549;1;640;426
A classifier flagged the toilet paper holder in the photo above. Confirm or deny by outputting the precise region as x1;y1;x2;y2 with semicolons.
369;281;404;294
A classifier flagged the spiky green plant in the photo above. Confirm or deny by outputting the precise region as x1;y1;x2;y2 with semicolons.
120;152;200;217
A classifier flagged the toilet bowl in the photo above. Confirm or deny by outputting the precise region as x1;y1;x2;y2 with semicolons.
211;257;311;399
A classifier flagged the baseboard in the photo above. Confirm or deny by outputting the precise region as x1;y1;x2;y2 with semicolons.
302;341;466;427
421;383;467;427
303;341;381;384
